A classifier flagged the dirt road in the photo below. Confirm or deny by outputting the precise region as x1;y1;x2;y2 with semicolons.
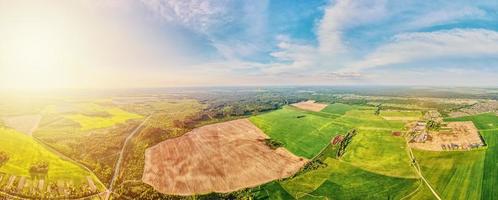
105;115;151;199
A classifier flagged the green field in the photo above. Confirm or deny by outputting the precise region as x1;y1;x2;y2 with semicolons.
0;127;101;186
334;109;405;130
341;129;417;178
250;106;350;158
260;158;419;200
412;149;485;200
481;130;498;199
320;103;357;115
64;103;142;131
445;113;498;199
379;110;422;121
251;103;422;199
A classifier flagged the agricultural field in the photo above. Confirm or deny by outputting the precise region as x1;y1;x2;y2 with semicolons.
111;98;208;198
64;103;143;131
250;106;351;158
291;100;328;112
1;87;497;199
33;101;145;185
445;113;498;199
251;101;422;199
142;119;307;195
379;110;422;121
0;127;104;198
320;103;356;115
341;129;417;178
2;114;41;135
279;158;419;200
411;149;485;200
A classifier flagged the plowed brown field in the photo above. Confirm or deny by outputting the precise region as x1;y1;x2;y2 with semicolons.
142;119;307;195
291;100;328;112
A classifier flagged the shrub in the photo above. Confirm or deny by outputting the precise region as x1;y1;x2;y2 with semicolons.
264;138;284;149
30;161;49;174
0;151;9;165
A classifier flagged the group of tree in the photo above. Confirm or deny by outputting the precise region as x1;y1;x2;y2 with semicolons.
374;104;382;115
426;120;442;131
0;151;9;166
263;138;284;150
29;160;49;174
337;129;357;158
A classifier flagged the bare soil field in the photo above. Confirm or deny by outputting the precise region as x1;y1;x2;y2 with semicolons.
291;100;328;112
410;122;484;151
142;119;307;195
2;114;41;135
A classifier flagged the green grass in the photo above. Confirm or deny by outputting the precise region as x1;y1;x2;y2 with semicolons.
481;130;498;199
341;129;417;178
252;104;498;199
255;181;295;200
412;149;485;200
250;106;350;158
445;113;498;199
0;127;100;186
65;104;142;130
320;103;356;115
379;110;422;121
335;109;405;130
279;158;419;199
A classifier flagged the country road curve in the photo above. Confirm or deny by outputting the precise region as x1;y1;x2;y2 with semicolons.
406;140;443;200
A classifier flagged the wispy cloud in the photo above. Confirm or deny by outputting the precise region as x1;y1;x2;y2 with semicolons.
140;0;233;34
401;6;487;30
348;28;498;70
138;0;498;85
318;0;387;54
140;0;270;61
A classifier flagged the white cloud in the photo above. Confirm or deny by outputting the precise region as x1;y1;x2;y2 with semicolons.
401;6;486;30
140;0;269;61
318;0;387;54
140;0;233;34
349;29;498;70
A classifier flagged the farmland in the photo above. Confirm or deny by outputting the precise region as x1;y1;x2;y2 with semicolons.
291;100;328;112
142;119;307;195
380;110;422;121
445;113;498;199
280;158;418;199
2;114;41;135
251;101;421;199
411;149;485;200
341;129;417;178
64;103;143;131
1;87;497;199
250;106;350;158
0;127;104;198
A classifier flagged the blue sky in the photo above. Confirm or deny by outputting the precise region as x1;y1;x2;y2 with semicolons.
1;0;498;88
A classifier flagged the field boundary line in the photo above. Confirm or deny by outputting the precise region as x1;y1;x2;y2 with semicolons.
399;179;424;200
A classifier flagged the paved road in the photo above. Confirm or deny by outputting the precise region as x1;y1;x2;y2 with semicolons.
105;115;152;199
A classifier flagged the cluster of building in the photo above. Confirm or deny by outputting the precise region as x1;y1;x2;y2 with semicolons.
440;142;484;150
409;121;429;143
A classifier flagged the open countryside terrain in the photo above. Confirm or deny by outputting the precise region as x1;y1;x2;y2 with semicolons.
1;87;497;199
0;127;104;198
142;119;307;195
251;102;424;199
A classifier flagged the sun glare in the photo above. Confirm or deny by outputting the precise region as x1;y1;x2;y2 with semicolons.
0;1;80;90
